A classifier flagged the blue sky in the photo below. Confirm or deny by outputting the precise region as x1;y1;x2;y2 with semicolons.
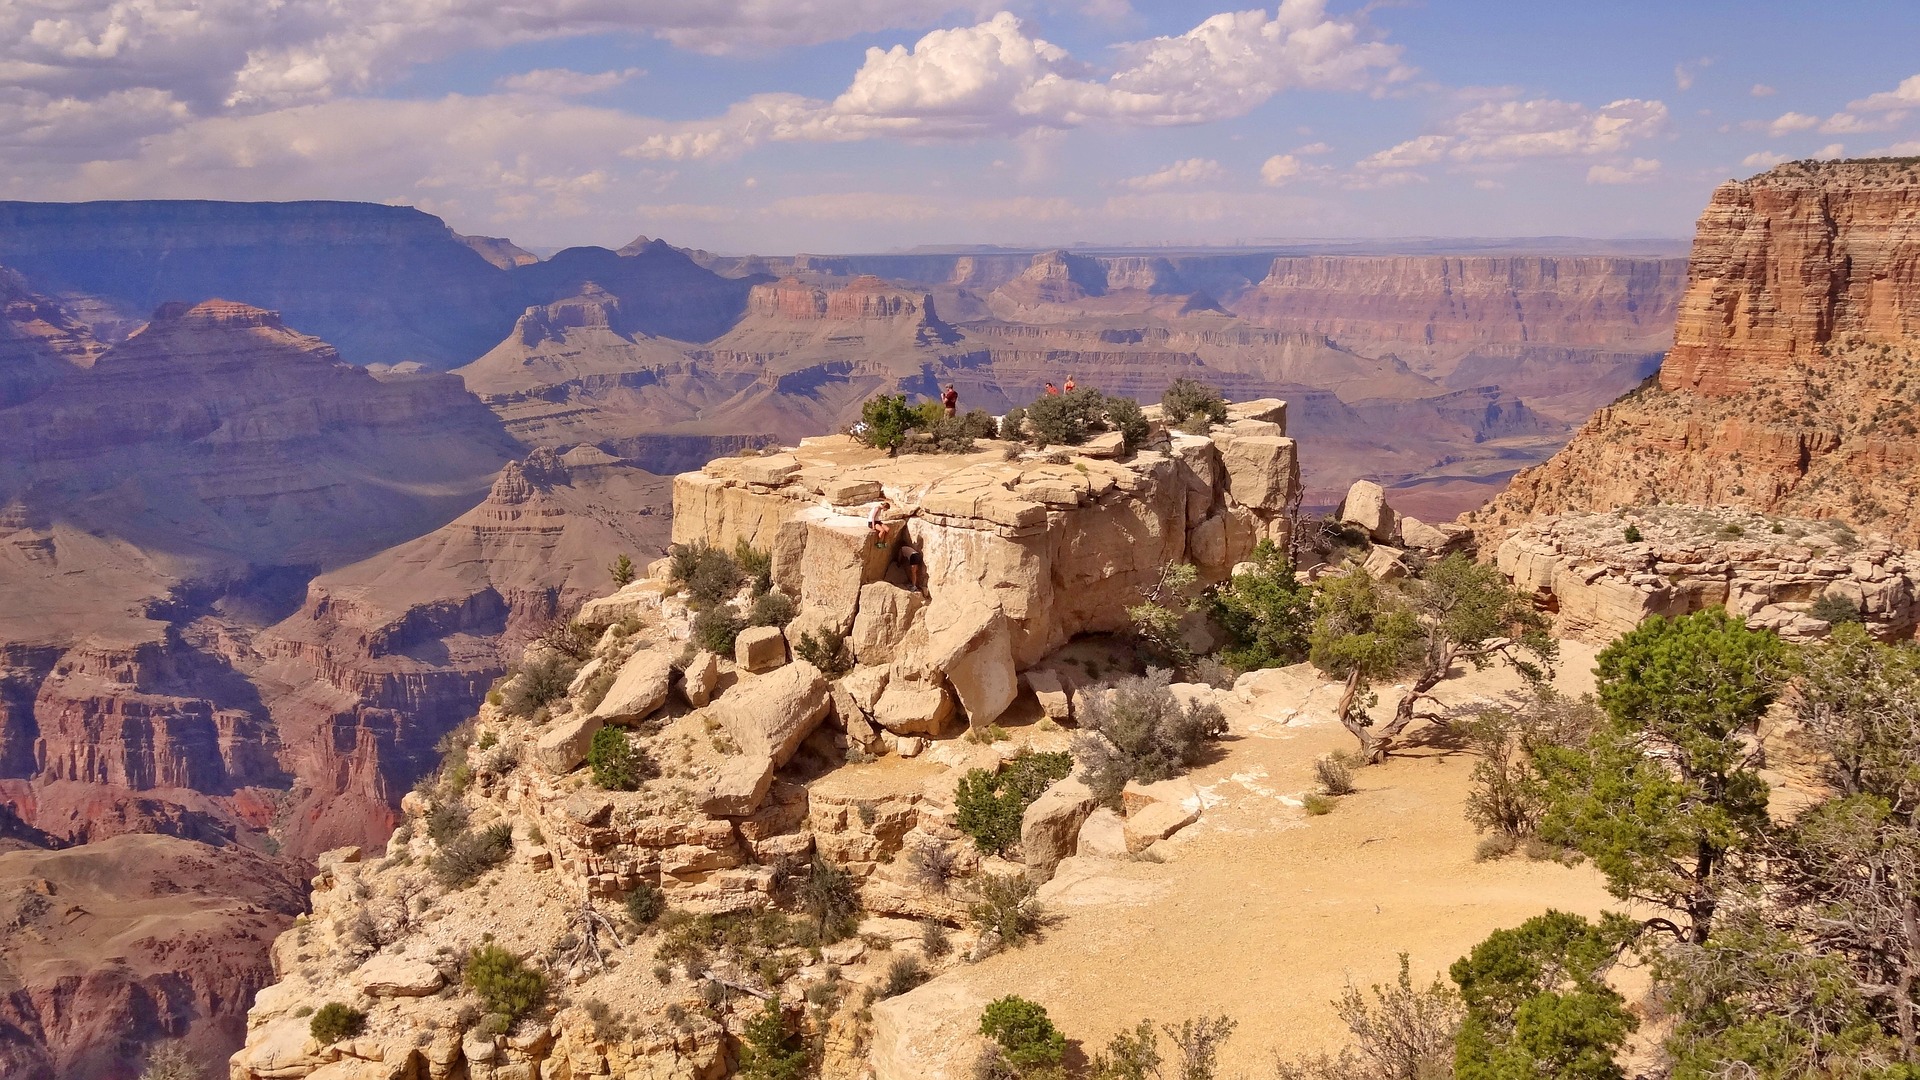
2;0;1916;252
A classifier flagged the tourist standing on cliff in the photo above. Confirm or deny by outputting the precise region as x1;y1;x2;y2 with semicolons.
1044;381;1059;396
868;498;894;548
942;383;958;417
1063;375;1076;394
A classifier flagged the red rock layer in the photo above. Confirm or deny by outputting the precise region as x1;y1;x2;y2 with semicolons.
1469;160;1920;546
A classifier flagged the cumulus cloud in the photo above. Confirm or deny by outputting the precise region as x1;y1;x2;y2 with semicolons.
1750;83;1776;97
1741;150;1789;168
1260;154;1302;185
1767;111;1820;136
1586;157;1660;184
1293;140;1331;155
1121;157;1226;190
1674;57;1710;91
1356;95;1667;178
496;68;644;97
1851;73;1920;112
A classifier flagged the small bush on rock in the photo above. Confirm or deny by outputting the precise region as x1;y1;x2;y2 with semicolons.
881;954;929;998
979;996;1067;1074
746;590;797;629
737;997;809;1080
1161;378;1228;427
503;653;577;719
692;606;744;655
1024;387;1108;446
734;540;773;596
1207;540;1313;671
425;800;468;846
998;406;1027;442
1105;396;1149;454
608;553;636;587
798;855;860;943
859;393;919;456
669;541;744;609
137;1042;201;1080
309;1002;365;1044
1073;670;1227;808
1809;590;1863;626
793;627;855;679
1314;754;1356;796
434;823;513;887
955;751;1074;855
575;664;619;713
464;944;547;1022
626;882;667;925
588;726;653;791
969;873;1044;949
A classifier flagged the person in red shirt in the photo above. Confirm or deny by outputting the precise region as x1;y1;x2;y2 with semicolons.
941;383;958;416
1043;382;1059;396
1063;375;1076;394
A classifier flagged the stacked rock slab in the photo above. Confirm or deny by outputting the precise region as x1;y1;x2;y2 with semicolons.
670;401;1297;729
1497;506;1920;644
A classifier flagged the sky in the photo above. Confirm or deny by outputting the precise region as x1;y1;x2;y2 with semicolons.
3;0;1918;253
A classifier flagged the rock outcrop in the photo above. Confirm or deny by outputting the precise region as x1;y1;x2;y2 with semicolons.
1498;506;1920;644
1470;161;1920;547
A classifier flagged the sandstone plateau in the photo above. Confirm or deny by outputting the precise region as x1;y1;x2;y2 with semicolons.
1471;160;1920;546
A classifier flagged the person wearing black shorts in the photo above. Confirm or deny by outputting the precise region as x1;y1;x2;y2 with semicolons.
895;541;925;592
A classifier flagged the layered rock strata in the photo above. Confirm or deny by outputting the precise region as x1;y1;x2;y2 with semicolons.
1497;507;1920;644
1471;160;1920;547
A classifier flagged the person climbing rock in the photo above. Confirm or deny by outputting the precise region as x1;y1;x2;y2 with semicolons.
1063;375;1076;394
868;498;895;548
941;383;959;417
895;539;926;592
1043;381;1059;396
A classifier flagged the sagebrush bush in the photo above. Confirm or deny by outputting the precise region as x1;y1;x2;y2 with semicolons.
969;873;1043;949
309;1002;365;1044
1302;793;1335;816
425;799;468;846
922;920;952;959
465;944;547;1022
692;606;744;655
503;653;577;718
137;1042;201;1080
434;823;513;887
1073;670;1227;808
1271;956;1461;1080
733;540;773;596
626;882;666;925
1810;591;1863;626
797;855;860;943
881;954;929;998
1161;378;1228;427
669;541;743;608
793;627;855;679
1313;754;1356;796
587;726;652;791
747;590;797;628
955;751;1074;855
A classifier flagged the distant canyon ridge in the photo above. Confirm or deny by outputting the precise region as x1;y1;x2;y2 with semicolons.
0;198;1685;1077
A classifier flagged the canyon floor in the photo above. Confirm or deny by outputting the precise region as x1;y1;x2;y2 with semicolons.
875;643;1615;1076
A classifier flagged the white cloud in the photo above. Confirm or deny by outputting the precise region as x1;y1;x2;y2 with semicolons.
1259;153;1301;185
1122;157;1225;190
496;68;644;97
1741;149;1789;168
1767;111;1820;136
1812;142;1845;160
1750;83;1776;97
1357;96;1667;174
1820;110;1903;134
1851;73;1920;112
1293;140;1331;155
1673;57;1710;91
1586;157;1660;184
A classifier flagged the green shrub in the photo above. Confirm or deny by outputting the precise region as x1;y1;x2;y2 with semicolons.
998;407;1027;442
692;606;744;655
503;654;577;718
969;873;1043;949
859;393;919;455
881;954;929;998
746;590;796;628
979;996;1067;1073
1024;387;1107;446
737;997;808;1080
608;553;636;587
309;1002;365;1044
1622;525;1643;543
434;823;513;887
1207;540;1313;671
1302;793;1335;816
1104;396;1149;454
797;855;860;943
734;540;773;596
669;541;743;608
425;800;468;845
907;408;998;454
1161;378;1228;427
1314;754;1356;796
793;627;855;679
921;920;952;959
955;751;1074;855
1809;591;1863;626
464;944;547;1022
588;726;652;791
1073;670;1227;808
626;882;666;925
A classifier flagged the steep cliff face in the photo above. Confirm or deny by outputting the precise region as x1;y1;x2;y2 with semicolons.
1470;160;1920;547
0;201;519;367
0;268;102;408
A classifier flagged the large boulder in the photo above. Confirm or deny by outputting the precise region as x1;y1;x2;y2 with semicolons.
872;680;956;736
355;955;445;998
850;582;925;666
736;625;788;673
1076;807;1128;858
1024;668;1072;722
591;647;673;723
576;580;672;628
536;714;604;774
1399;515;1467;554
1187;512;1228;570
718;661;832;766
923;603;1018;727
1226;398;1288;430
1220;435;1298;511
680;649;720;707
1340;480;1398;542
1124;800;1199;852
704;756;778;817
1020;778;1097;878
1362;545;1411;581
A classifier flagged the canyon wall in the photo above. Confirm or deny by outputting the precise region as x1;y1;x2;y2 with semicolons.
1470;160;1920;547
